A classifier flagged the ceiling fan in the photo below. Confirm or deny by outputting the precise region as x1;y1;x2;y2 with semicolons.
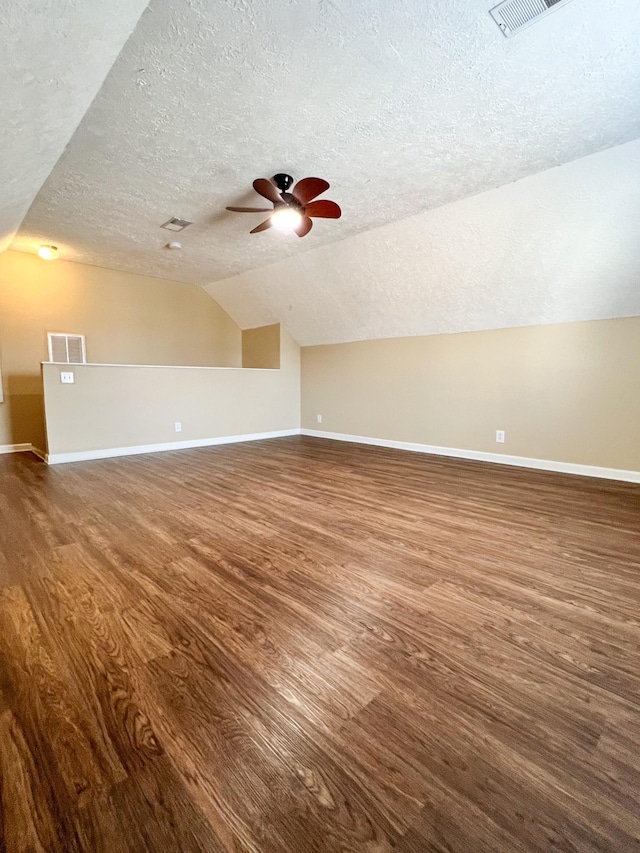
226;173;341;238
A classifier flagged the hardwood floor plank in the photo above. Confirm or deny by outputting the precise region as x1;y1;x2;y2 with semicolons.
0;710;53;853
0;438;639;852
0;585;123;806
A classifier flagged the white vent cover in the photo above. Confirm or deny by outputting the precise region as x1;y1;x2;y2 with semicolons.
490;0;574;36
161;217;192;232
48;333;86;364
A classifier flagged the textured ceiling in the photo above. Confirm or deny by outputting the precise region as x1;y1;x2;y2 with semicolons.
206;140;640;345
12;0;640;291
0;0;149;253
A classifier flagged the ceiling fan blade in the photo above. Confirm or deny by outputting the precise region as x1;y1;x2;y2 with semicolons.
292;177;330;205
294;216;313;238
226;206;272;213
305;200;341;219
253;178;282;205
250;218;273;234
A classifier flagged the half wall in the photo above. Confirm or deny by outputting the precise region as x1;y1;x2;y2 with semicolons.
43;328;299;463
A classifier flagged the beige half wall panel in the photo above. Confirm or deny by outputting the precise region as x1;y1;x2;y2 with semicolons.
42;328;300;460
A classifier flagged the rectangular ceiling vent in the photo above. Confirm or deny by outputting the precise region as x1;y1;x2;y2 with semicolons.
48;333;86;364
490;0;573;37
161;217;192;232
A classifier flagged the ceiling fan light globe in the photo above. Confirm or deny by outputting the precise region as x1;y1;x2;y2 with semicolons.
271;208;302;232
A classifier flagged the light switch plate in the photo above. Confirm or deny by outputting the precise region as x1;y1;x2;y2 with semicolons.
60;371;75;384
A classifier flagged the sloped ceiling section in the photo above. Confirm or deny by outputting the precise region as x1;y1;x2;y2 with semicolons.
12;0;640;283
0;0;149;253
206;140;640;346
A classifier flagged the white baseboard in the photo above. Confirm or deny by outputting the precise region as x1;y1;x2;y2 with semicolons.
10;430;640;483
0;443;32;455
46;429;301;465
301;429;640;484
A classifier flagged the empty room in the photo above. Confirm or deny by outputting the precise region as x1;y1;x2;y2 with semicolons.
1;0;639;851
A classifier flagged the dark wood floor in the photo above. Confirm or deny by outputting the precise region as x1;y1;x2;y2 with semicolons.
1;437;639;852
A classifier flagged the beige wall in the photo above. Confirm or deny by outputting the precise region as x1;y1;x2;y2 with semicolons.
0;250;241;450
242;324;281;369
43;328;300;458
301;317;640;473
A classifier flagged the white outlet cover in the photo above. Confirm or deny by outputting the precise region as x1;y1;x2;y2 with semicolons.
174;422;182;432
60;371;74;384
316;414;322;424
496;429;505;443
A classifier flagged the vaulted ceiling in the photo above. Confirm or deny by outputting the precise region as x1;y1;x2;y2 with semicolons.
0;0;149;252
207;140;640;345
5;0;640;343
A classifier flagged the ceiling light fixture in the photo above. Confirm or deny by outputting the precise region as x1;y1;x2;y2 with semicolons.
270;207;303;232
38;245;59;260
226;175;341;238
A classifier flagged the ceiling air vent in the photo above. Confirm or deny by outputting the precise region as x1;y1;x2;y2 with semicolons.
161;217;192;232
490;0;574;37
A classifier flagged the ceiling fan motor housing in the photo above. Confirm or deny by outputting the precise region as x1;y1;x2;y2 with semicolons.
279;192;303;210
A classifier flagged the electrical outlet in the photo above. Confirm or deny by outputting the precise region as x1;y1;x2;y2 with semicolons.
60;371;74;384
496;429;505;443
174;422;182;433
316;414;322;424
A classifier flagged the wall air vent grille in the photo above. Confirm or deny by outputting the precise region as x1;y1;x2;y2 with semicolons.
48;333;86;364
490;0;574;36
